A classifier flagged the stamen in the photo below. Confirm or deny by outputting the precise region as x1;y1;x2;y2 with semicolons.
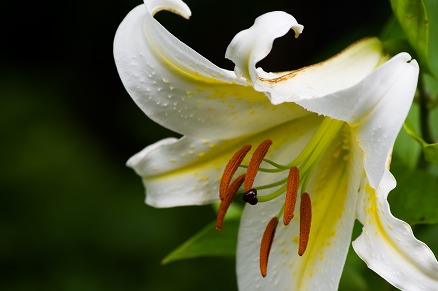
244;139;273;192
283;167;299;226
220;144;252;200
298;192;312;256
260;217;278;277
216;174;245;231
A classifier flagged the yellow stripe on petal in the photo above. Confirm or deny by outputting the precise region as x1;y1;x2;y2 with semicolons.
237;129;363;291
294;134;355;289
353;172;438;290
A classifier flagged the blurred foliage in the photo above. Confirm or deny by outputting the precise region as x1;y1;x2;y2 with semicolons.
403;121;438;165
390;0;430;71
1;0;437;290
0;73;236;291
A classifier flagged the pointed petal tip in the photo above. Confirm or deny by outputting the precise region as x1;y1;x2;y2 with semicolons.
292;23;304;38
126;138;178;173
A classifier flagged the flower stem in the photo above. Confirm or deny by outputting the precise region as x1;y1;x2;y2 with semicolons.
419;76;433;144
418;75;434;169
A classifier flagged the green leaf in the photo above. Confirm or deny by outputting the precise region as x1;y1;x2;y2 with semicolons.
423;0;438;96
389;166;438;225
162;205;241;264
380;15;406;41
393;104;421;169
339;246;368;291
403;121;438;164
424;143;438;164
339;222;393;291
403;120;427;146
212;201;242;220
390;0;430;72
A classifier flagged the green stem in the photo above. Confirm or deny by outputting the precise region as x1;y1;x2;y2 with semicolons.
419;76;433;144
418;76;434;168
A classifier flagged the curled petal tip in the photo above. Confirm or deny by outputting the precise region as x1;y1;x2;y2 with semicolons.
225;11;303;82
146;0;192;19
292;24;304;38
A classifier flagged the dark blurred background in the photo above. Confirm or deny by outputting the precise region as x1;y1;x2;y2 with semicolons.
0;0;391;290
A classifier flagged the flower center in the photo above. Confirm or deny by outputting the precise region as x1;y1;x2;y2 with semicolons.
216;117;344;277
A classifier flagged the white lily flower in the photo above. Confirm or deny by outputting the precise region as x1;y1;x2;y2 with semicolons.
114;0;438;290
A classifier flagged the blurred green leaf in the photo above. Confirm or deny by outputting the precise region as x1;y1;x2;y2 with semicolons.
389;167;438;225
423;0;438;97
162;219;239;264
424;143;438;164
403;120;428;146
390;0;430;71
381;38;413;57
339;247;368;291
393;104;422;169
380;15;406;41
162;205;241;264
380;15;413;56
212;202;242;220
339;222;394;291
403;121;438;164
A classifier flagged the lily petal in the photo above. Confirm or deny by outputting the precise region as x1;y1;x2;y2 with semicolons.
237;129;364;290
114;2;310;139
296;53;419;188
145;0;191;18
225;11;304;83
127;136;235;207
128;114;322;207
258;37;385;105
353;171;438;290
225;13;385;105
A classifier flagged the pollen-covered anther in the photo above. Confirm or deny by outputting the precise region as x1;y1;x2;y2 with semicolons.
244;139;273;192
298;192;312;256
216;174;245;231
219;144;251;200
283;166;299;226
260;216;278;277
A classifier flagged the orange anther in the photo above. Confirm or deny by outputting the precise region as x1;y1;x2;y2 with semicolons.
283;167;299;226
219;144;251;200
298;192;312;256
244;139;272;192
260;216;278;277
216;174;245;230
